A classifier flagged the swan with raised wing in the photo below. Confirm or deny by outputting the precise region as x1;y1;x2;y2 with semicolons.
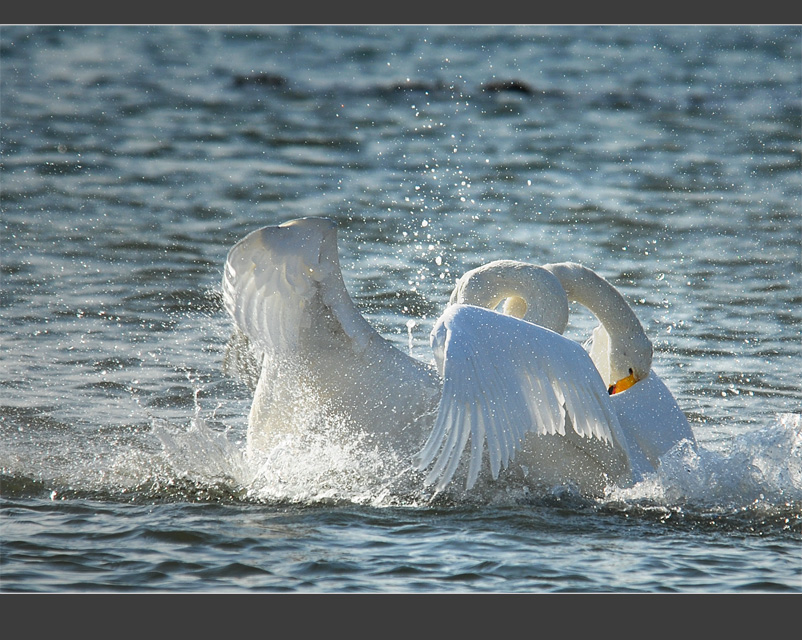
418;259;697;490
222;217;692;495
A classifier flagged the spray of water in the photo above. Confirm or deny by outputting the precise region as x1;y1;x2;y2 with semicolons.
606;413;802;514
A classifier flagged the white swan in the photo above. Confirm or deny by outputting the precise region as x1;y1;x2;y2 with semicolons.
221;218;578;458
417;259;696;488
222;217;691;495
541;262;697;476
221;217;441;456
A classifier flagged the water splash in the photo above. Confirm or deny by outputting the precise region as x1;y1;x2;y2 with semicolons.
147;387;429;507
151;400;252;493
144;393;802;524
406;319;417;355
606;413;802;517
5;374;799;525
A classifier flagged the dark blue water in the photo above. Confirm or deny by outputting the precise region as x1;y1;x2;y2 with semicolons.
1;25;800;593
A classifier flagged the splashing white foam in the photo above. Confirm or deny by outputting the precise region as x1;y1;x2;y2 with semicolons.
148;390;428;506
145;408;801;517
10;391;795;514
607;413;802;511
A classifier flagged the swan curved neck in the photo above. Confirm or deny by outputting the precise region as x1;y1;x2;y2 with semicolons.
544;262;653;379
449;260;569;334
543;263;639;332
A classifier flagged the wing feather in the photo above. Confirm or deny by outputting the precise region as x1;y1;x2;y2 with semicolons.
223;217;385;363
476;353;508;476
224;226;315;357
425;400;466;485
417;304;629;490
466;401;489;488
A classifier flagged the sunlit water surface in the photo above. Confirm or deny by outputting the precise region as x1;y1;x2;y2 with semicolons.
1;25;800;593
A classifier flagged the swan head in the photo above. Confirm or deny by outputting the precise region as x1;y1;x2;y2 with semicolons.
542;262;654;396
448;260;569;334
606;327;653;394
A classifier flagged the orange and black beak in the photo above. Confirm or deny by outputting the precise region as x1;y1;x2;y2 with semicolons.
608;368;638;395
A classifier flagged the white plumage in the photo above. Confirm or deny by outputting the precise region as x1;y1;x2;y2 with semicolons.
222;217;694;495
416;304;630;491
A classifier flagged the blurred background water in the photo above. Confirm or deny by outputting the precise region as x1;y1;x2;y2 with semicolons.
1;25;800;593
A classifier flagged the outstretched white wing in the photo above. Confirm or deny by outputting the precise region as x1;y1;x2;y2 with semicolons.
222;217;378;363
414;304;629;491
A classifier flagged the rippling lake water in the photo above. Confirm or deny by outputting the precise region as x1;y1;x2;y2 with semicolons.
1;25;800;593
